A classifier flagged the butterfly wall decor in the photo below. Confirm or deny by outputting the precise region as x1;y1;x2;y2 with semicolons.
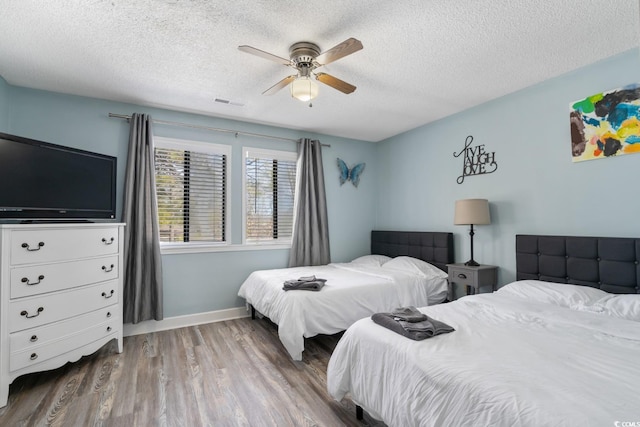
337;158;366;188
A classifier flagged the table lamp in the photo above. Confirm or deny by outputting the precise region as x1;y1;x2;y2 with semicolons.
454;199;490;266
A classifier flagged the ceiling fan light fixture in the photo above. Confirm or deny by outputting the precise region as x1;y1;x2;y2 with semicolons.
239;38;362;100
290;76;318;102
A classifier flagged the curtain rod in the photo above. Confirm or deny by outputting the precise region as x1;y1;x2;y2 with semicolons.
108;113;330;147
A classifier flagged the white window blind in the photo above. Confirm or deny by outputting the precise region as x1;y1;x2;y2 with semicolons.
244;148;297;244
154;138;230;244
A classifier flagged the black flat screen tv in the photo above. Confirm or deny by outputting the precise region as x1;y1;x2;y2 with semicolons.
0;132;117;221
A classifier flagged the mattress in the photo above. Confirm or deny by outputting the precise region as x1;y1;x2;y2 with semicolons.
327;289;640;426
238;261;448;360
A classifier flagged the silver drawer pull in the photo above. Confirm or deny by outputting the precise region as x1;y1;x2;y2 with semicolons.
21;307;44;318
102;264;114;273
102;290;115;299
30;353;38;361
106;312;112;318
102;237;115;245
21;275;45;286
30;335;38;342
458;273;467;279
107;326;112;332
21;242;45;251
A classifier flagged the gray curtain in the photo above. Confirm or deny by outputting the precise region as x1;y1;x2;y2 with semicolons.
122;113;163;323
288;138;330;267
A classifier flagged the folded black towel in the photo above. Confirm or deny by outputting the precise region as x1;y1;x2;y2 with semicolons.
391;306;428;323
371;312;454;341
282;276;327;291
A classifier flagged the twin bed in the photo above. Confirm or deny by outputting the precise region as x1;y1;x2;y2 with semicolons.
238;230;454;360
327;234;640;425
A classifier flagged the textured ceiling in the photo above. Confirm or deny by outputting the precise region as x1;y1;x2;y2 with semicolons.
0;0;638;142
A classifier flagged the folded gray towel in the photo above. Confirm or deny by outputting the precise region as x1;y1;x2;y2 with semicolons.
391;306;428;323
283;275;324;286
371;312;454;341
398;318;454;335
282;277;327;291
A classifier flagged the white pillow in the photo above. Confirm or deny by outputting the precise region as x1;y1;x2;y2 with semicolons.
350;254;392;267
381;256;447;278
593;294;640;322
497;280;609;308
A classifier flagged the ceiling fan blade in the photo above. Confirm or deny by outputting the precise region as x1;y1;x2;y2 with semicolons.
315;73;356;94
262;75;297;95
238;45;292;66
315;38;363;66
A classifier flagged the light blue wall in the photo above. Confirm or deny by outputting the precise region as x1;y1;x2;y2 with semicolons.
3;86;378;316
376;48;640;288
0;76;8;131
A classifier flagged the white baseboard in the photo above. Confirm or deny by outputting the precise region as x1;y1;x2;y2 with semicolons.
123;306;250;337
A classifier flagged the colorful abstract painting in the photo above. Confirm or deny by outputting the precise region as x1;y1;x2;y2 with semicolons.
570;83;640;162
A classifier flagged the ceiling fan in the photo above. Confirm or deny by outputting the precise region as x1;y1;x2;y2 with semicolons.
238;37;363;105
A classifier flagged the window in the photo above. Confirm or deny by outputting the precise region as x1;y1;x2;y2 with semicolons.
154;137;230;245
243;147;297;244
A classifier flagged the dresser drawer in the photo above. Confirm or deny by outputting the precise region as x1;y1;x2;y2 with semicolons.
10;255;119;299
10;316;120;372
8;280;119;333
10;227;119;265
9;306;117;352
448;268;477;287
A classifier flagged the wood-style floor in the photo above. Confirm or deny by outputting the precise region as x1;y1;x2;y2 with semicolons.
0;317;386;426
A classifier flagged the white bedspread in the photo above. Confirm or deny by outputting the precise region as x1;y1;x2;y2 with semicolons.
238;263;447;360
327;292;640;426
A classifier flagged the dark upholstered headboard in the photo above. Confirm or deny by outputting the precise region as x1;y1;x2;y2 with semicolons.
371;230;454;272
516;234;640;294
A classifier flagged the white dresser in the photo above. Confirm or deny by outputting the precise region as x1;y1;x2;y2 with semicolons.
0;223;125;407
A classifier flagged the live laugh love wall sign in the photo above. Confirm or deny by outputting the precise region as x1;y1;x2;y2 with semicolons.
453;135;498;184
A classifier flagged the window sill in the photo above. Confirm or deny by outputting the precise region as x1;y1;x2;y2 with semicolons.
160;242;291;255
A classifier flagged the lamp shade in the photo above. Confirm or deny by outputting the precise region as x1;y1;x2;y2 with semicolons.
454;199;490;225
290;76;319;102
